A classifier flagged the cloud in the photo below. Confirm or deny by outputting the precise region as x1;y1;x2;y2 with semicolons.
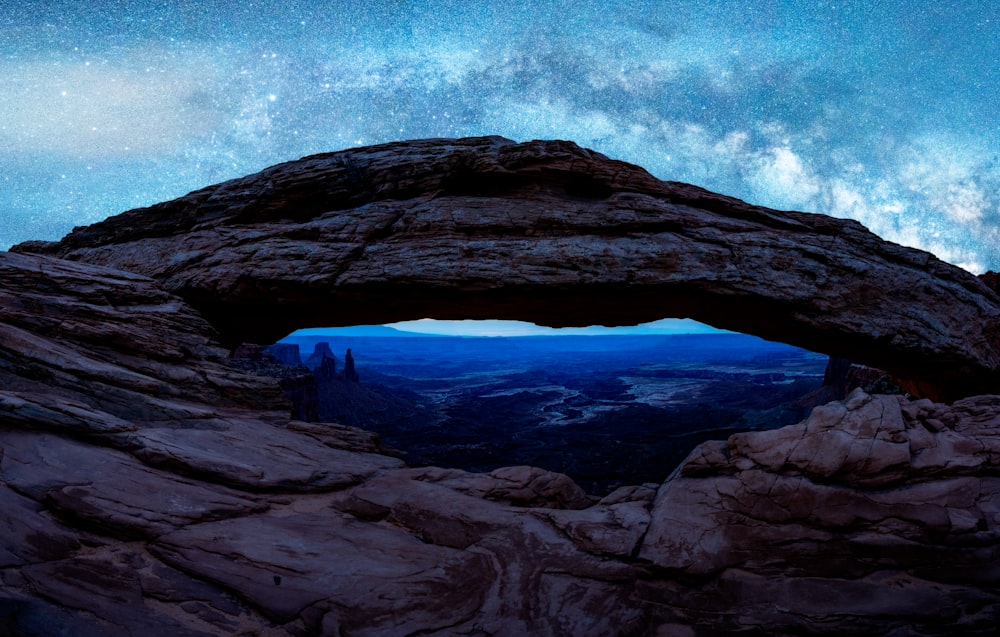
748;145;823;209
390;319;555;336
2;3;996;274
898;135;993;225
415;34;996;275
0;49;226;158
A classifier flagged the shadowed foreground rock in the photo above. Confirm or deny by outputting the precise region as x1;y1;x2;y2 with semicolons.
2;249;999;634
0;250;642;635
3;140;1000;635
15;137;1000;401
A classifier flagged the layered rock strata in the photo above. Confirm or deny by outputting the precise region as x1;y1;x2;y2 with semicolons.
15;137;1000;400
3;249;999;634
3;138;1000;635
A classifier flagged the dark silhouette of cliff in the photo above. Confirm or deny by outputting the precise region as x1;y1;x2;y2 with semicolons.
343;348;360;383
305;342;335;371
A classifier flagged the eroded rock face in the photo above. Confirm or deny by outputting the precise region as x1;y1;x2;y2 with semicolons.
0;251;392;634
4;140;1000;635
14;137;1000;400
639;389;1000;633
4;267;995;635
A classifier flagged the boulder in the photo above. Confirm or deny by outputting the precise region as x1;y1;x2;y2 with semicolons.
636;389;1000;633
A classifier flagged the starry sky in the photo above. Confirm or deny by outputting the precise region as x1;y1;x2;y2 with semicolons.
2;0;999;273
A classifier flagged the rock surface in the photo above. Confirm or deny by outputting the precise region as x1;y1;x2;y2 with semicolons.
14;137;1000;400
640;389;1000;633
304;342;335;371
3;139;1000;635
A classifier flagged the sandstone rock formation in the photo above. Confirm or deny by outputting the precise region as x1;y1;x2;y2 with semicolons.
14;137;1000;401
343;347;359;383
265;343;303;367
229;343;317;422
813;356;904;405
304;342;335;372
3;248;999;634
980;270;1000;296
4;138;1000;635
313;351;337;383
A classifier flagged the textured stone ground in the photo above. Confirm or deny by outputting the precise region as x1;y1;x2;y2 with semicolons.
3;249;998;634
4;138;1000;635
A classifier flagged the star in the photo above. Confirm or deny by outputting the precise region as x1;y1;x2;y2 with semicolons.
0;1;997;273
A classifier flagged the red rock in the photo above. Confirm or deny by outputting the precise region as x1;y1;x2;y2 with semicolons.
637;389;1000;631
0;483;81;567
0;431;268;539
151;512;495;629
15;138;1000;401
4;140;1000;635
19;546;265;636
406;464;595;509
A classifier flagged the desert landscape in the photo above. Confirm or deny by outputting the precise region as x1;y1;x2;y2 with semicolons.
277;331;827;493
3;137;999;635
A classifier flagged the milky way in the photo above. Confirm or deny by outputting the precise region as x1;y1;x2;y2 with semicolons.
2;1;998;272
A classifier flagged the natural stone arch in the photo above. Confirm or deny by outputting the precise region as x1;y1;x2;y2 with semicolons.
16;136;1000;401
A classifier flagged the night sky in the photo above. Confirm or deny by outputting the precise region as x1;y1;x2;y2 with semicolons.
3;1;999;273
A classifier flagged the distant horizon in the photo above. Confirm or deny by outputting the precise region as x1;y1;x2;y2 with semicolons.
290;318;731;338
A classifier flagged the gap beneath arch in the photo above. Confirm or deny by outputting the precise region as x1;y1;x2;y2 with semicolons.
259;319;840;495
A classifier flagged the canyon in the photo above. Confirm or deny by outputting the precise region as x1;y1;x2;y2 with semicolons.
4;137;1000;635
274;332;829;494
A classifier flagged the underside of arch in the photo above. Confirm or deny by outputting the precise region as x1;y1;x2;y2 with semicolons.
15;136;1000;402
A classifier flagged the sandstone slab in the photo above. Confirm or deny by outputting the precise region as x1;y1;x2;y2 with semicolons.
152;511;495;632
0;483;81;568
636;390;1000;633
16;138;1000;400
0;251;285;431
123;421;404;492
0;432;268;539
4;139;1000;635
19;546;275;636
328;467;647;635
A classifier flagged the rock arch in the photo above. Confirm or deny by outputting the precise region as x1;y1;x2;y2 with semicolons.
16;136;1000;401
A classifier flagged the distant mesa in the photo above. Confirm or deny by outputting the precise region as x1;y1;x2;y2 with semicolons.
230;341;361;421
294;324;425;338
265;343;302;366
305;341;336;371
14;136;1000;401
